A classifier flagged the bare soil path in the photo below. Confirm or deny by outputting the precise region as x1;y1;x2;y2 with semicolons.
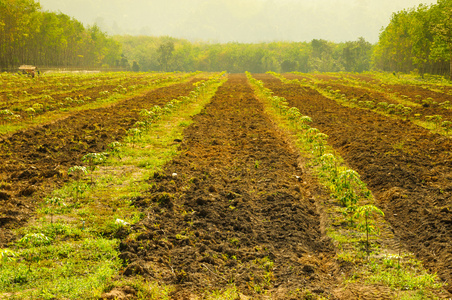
120;74;339;299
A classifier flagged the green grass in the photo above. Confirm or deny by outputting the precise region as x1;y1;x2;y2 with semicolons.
1;237;120;299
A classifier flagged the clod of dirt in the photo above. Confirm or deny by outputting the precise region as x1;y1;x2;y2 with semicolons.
101;286;136;300
18;186;37;197
0;191;11;200
118;251;138;264
151;192;174;208
302;264;316;274
153;171;167;179
123;261;151;276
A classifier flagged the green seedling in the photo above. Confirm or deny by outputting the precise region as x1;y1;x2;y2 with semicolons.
0;248;17;264
68;165;87;179
441;121;452;134
312;132;328;156
422;98;435;107
287;107;301;126
151;105;163;116
134;120;147;130
337;169;361;207
229;238;240;248
364;101;375;109
320;153;338;182
354;204;384;256
0;109;14;124
439;101;450;108
25;107;36;120
127;128;142;146
18;233;51;271
387;104;396;114
299;115;312;130
425;115;443;129
41;94;53;101
82;152;107;183
18;233;51;248
254;160;260;169
304;127;320;143
68;166;88;200
32;103;44;113
107;141;122;159
45;197;64;224
402;106;412;118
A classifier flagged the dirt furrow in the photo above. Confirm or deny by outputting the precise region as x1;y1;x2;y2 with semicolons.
0;79;202;245
119;74;338;299
255;74;452;293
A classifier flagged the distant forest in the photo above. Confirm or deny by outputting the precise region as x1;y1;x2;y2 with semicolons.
1;0;452;77
115;36;373;73
373;0;452;78
0;0;122;71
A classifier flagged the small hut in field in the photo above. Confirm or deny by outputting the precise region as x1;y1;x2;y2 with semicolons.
18;65;37;77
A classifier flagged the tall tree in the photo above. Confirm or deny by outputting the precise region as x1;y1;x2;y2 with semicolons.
431;0;452;80
157;40;175;71
343;37;372;72
0;0;121;70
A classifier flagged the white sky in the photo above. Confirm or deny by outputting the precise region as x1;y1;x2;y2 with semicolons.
38;0;438;43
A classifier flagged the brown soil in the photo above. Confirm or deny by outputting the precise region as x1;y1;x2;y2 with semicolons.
283;73;314;83
384;84;452;104
284;73;452;128
0;74;139;101
0;75;162;119
254;74;452;294
0;80;202;246
119;74;339;299
312;81;452;123
345;74;381;84
310;74;338;81
315;82;392;103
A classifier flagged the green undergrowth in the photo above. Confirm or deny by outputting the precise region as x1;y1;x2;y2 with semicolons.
0;72;226;300
0;71;200;136
246;72;448;299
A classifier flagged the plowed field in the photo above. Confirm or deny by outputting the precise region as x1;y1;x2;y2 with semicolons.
1;72;451;299
120;74;339;299
254;73;452;293
0;79;202;245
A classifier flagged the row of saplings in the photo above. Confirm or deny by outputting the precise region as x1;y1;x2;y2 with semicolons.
0;74;225;271
324;87;452;134
247;72;384;255
266;71;452;135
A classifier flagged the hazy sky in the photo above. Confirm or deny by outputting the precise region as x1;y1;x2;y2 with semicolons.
38;0;437;43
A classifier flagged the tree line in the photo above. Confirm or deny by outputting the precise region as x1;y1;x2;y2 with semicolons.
373;0;452;79
0;0;122;71
3;0;452;78
115;35;373;74
0;0;373;74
